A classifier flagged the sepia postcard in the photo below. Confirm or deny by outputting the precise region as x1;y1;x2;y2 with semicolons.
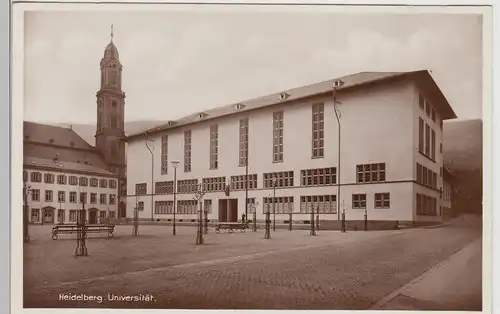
10;1;492;313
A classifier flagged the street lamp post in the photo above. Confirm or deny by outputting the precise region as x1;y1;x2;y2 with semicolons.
250;201;259;232
58;200;63;224
133;195;139;236
171;160;180;235
145;134;155;222
264;197;271;239
333;79;345;221
194;183;206;245
310;206;316;236
341;201;347;233
23;174;31;243
272;177;277;231
75;193;88;257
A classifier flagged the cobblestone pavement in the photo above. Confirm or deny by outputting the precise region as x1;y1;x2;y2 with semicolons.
24;220;481;309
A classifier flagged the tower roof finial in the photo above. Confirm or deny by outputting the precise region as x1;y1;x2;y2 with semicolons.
110;24;114;41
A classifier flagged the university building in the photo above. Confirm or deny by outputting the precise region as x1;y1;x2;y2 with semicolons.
23;30;128;223
125;70;457;225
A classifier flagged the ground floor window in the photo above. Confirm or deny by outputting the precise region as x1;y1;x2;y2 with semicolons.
177;200;198;214
246;198;256;214
416;193;437;216
109;211;116;218
352;194;367;209
300;195;336;213
204;199;212;214
374;193;390;209
262;197;294;214
99;211;107;219
69;210;77;222
57;209;65;223
31;208;40;222
155;201;174;214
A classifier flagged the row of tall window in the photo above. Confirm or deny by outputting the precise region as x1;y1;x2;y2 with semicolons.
418;117;437;161
154;200;214;214
148;193;390;214
416;163;438;189
416;193;438;216
135;164;388;195
418;92;443;129
159;103;330;174
29;189;116;205
26;171;117;189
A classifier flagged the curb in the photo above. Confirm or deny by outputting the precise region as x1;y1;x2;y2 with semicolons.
369;237;480;309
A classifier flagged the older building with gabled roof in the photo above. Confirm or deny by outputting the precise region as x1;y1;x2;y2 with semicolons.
23;29;127;224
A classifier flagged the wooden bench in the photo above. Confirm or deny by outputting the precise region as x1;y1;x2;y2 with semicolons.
51;224;115;240
215;222;249;233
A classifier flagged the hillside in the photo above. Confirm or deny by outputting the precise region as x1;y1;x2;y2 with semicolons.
443;119;482;171
442;119;483;215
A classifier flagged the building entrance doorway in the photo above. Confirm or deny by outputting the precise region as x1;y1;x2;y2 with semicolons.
218;199;238;222
88;209;98;224
42;207;55;224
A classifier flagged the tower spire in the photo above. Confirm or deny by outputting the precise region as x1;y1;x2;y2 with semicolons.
110;24;114;42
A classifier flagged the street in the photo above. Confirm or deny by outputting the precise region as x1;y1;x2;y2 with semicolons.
24;217;481;309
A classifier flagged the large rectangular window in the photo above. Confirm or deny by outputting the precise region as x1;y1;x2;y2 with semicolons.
416;193;437;216
312;103;324;158
273;111;284;162
356;163;386;183
155;201;174;214
425;123;430;156
239;118;249;166
374;193;390;209
263;171;294;188
177;179;199;194
262;197;294;214
300;195;336;214
418;117;424;154
161;135;168;175
230;174;257;190
431;129;436;160
202;176;226;192
155;181;174;194
177;200;198;214
352;194;367;209
184;130;192;172
210;125;218;169
301;167;336;186
135;183;147;195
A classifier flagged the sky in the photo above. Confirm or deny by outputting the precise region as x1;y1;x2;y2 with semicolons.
24;8;483;124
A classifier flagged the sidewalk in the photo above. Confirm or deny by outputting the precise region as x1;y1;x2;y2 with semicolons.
372;237;482;311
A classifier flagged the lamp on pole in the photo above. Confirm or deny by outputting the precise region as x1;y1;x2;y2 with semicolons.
194;183;206;245
75;190;88;257
333;79;345;221
23;172;31;243
58;199;63;224
133;195;140;236
272;176;277;231
250;200;259;232
171;160;180;235
145;134;155;222
264;196;271;239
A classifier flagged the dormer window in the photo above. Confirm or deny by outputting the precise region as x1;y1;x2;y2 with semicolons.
49;138;54;144
167;120;175;126
70;141;75;147
198;112;208;119
235;103;245;110
279;93;290;101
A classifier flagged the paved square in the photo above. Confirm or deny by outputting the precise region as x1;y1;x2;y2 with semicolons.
23;221;481;309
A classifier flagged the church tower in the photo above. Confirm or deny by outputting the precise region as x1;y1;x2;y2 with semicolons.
95;26;127;218
95;25;126;179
